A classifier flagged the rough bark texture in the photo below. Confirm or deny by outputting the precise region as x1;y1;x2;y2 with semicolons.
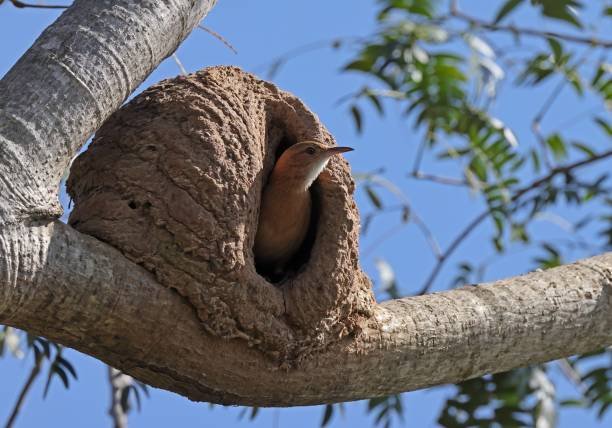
0;0;216;223
0;223;610;405
66;66;375;361
0;0;611;409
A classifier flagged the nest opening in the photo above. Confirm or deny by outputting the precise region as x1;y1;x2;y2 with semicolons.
254;131;321;283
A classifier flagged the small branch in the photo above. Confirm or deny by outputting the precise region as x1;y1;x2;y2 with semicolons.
531;50;593;169
417;148;612;294
450;0;612;48
531;78;566;169
254;36;363;78
108;366;133;428
411;171;469;187
412;211;443;260
556;358;588;395
4;352;44;428
515;148;612;200
171;53;188;76
197;25;237;54
411;139;427;175
418;210;488;295
357;173;442;260
6;0;69;9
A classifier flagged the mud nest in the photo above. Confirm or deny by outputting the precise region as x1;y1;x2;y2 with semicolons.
67;66;375;361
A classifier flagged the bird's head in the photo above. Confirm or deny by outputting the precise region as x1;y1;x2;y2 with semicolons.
271;141;353;191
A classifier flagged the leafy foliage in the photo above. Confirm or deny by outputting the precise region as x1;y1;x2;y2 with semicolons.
338;0;612;426
26;335;79;397
120;380;150;413
567;350;612;419
438;367;555;427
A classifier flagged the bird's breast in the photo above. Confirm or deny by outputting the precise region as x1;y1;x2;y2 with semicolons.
253;186;312;270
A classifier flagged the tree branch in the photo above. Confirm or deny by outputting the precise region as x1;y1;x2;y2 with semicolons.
1;221;611;406
450;0;612;48
0;0;216;223
418;148;612;294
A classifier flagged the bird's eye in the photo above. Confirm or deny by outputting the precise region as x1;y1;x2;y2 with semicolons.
305;147;316;155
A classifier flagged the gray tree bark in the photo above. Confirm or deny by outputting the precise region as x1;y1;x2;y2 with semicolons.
0;0;611;407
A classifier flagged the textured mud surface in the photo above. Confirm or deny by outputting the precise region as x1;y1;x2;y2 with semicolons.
67;66;375;361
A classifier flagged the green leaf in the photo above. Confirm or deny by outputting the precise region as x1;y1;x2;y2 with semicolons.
344;59;374;73
594;117;612;136
57;356;78;379
131;385;142;412
546;38;563;63
321;404;334;427
350;105;363;133
530;149;541;173
366;92;385;116
494;0;525;23
571;142;595;157
545;133;568;160
560;399;587;408
534;0;583;29
564;67;584;96
469;156;488;182
591;63;607;87
365;185;383;209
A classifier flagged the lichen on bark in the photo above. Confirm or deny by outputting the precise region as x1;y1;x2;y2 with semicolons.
67;66;375;361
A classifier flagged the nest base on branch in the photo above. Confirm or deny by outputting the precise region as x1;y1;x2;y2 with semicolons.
67;66;375;362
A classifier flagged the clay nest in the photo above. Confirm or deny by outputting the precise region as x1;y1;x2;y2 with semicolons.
67;66;375;362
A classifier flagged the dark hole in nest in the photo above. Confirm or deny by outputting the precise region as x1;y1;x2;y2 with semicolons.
255;129;320;283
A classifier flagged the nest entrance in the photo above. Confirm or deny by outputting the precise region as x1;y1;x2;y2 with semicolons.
254;132;321;283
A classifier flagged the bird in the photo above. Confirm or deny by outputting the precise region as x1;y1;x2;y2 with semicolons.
254;140;353;279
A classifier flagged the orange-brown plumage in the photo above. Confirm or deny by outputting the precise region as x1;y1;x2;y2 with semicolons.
254;141;353;275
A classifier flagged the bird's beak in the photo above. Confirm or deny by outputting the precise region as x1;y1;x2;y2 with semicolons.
325;146;354;156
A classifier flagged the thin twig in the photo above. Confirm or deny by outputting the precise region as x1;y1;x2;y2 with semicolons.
411;139;428;175
556;358;588;395
412;211;443;259
4;352;44;428
450;0;612;48
417;148;612;294
531;77;566;168
551;106;601;131
253;36;363;78
197;25;237;54
357;173;442;259
5;0;69;9
171;53;188;76
411;171;469;187
362;222;408;258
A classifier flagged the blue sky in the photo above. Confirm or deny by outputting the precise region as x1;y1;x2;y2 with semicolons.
1;1;611;427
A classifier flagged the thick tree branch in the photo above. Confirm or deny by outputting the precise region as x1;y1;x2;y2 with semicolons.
0;0;216;223
0;221;610;406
